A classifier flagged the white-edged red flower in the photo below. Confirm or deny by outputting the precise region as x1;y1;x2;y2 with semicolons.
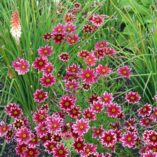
33;109;47;125
137;103;152;117
51;32;65;44
125;91;141;104
0;121;11;137
32;57;48;71
72;118;90;136
78;50;90;58
64;23;76;33
96;64;112;76
67;34;79;45
35;122;48;138
38;45;53;57
83;108;96;120
81;143;97;157
151;107;157;122
47;114;63;133
44;140;57;154
23;147;40;157
68;106;81;119
106;103;121;118
90;14;105;27
64;13;75;23
117;66;132;78
85;54;97;66
5;103;23;119
52;23;65;34
92;126;104;139
139;117;152;128
121;131;137;148
59;95;75;111
53;144;69;157
73;138;85;153
101;92;113;105
65;80;79;91
95;40;108;50
101;130;117;147
59;52;70;62
42;62;54;74
39;74;56;87
15;143;27;155
80;67;97;84
33;89;48;103
91;101;104;113
12;58;30;75
16;127;32;144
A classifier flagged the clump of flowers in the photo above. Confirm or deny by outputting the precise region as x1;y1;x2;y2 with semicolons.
3;4;157;157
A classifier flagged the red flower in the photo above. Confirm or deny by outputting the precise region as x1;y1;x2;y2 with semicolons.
43;32;51;41
147;131;157;145
117;66;132;78
0;121;11;137
142;151;157;157
93;49;105;60
42;62;54;74
59;95;75;111
52;133;62;142
95;40;108;50
64;23;76;33
83;108;96;120
104;47;116;55
139;117;152;128
82;83;90;91
68;106;81;119
106;103;121;118
51;32;65;44
47;114;63;133
66;64;80;74
5;103;23;119
13;119;24;130
78;50;90;58
28;134;39;147
96;64;112;76
64;72;79;81
125;91;141;104
73;138;85;153
91;101;104;113
52;23;65;34
65;80;79;91
12;58;30;75
23;147;40;157
59;52;70;62
90;14;105;27
101;130;117;147
151;107;157;122
40;74;56;87
72;118;90;136
33;89;48;103
121;131;137;148
67;34;79;45
92;127;104;138
38;45;53;57
101;92;113;105
16;127;31;144
88;94;99;104
137;103;152;117
35;122;48;138
44;140;57;154
64;13;75;23
83;24;93;33
80;67;97;84
81;143;97;156
16;143;27;155
33;109;47;125
53;144;69;157
85;54;97;66
32;57;48;71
